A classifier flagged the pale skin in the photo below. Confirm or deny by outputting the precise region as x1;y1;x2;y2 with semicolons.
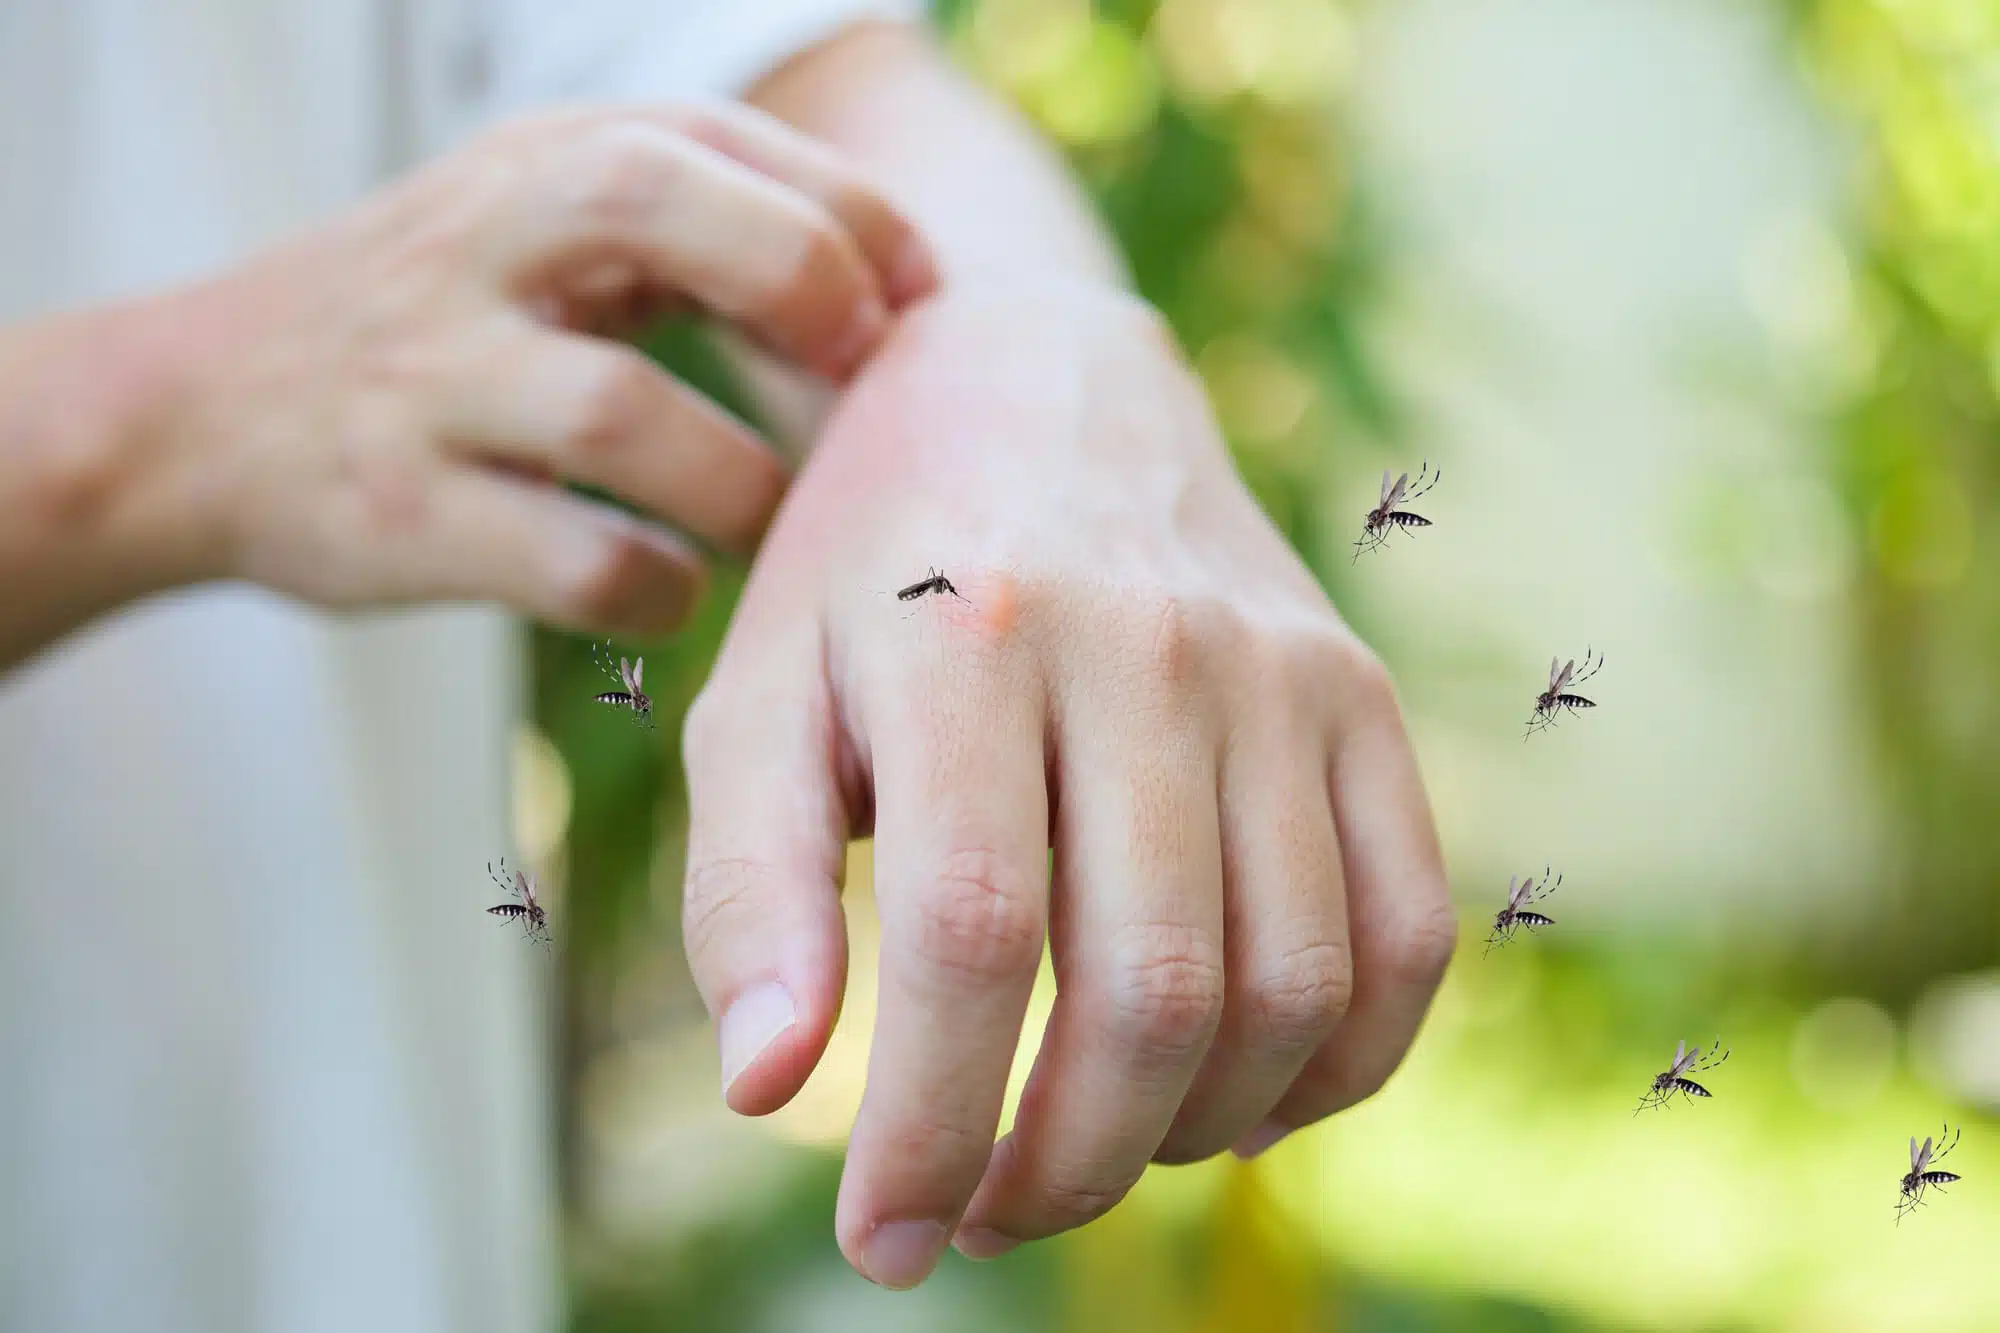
685;22;1457;1288
0;101;937;668
0;19;1456;1295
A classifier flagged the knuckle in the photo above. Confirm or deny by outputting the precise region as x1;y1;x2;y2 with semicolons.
1136;595;1203;693
569;124;679;229
1105;921;1226;1063
670;98;749;158
558;525;697;628
1339;643;1401;717
1036;1171;1137;1232
1248;935;1354;1049
1379;902;1460;991
681;855;780;962
332;433;431;540
909;846;1046;985
566;352;660;456
782;220;853;311
680;686;733;773
874;1112;991;1176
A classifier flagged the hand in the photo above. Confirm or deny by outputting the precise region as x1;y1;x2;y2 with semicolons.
678;280;1456;1287
120;102;936;634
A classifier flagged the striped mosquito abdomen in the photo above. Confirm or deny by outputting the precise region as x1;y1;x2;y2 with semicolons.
1353;463;1440;560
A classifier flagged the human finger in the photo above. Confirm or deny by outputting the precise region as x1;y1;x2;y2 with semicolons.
954;610;1226;1253
662;100;940;306
1234;661;1456;1156
1151;734;1351;1164
680;630;854;1117
834;633;1050;1290
497;120;890;379
432;316;786;558
410;466;707;634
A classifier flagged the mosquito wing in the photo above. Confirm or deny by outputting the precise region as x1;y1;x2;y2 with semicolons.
1914;1135;1934;1173
1386;472;1410;509
1506;875;1530;911
631;657;643;691
1669;1039;1691;1075
1552;658;1576;694
1378;469;1393;506
516;870;538;910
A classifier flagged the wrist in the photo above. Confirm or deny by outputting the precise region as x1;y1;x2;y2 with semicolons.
2;294;227;602
899;273;1185;367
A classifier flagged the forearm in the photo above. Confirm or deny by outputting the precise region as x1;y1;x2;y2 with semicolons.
730;19;1132;450
752;20;1124;287
0;300;215;671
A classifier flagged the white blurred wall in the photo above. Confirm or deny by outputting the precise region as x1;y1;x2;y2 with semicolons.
1348;0;1887;933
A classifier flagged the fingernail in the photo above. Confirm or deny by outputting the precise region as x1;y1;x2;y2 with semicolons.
1231;1118;1292;1161
824;296;886;376
860;1219;949;1290
887;238;939;304
718;980;795;1098
951;1227;1019;1261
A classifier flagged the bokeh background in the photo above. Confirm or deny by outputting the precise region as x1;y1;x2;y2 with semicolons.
518;1;2000;1328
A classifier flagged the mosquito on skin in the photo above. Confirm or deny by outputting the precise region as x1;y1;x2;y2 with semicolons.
897;566;969;606
591;640;653;728
1352;463;1440;561
486;858;551;948
865;565;975;621
1897;1124;1963;1224
1634;1037;1730;1114
1525;648;1603;740
1485;867;1560;956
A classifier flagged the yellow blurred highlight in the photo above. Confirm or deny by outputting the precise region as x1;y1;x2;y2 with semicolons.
1189;1163;1322;1333
963;0;1093;88
959;0;1161;147
1867;467;1973;589
1240;115;1347;249
510;723;572;865
1060;1182;1188;1333
1197;333;1319;443
762;838;1061;1146
1151;0;1355;110
1027;21;1162;148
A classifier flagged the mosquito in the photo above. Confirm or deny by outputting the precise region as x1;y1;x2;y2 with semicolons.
1896;1124;1963;1223
896;566;970;606
485;858;551;948
1635;1037;1730;1114
1485;867;1560;956
866;566;974;621
1352;463;1440;561
1525;648;1603;740
591;640;653;728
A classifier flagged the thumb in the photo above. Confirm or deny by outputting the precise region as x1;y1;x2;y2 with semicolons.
680;638;852;1116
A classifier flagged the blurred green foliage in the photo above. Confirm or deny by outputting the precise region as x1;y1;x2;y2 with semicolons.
1779;0;2000;998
